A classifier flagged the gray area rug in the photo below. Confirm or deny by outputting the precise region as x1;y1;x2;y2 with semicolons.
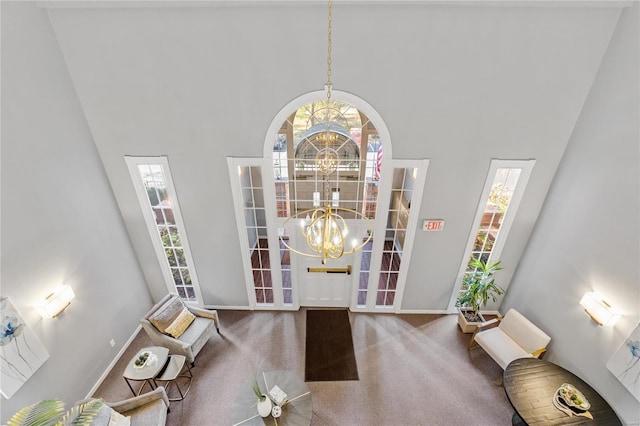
93;310;512;425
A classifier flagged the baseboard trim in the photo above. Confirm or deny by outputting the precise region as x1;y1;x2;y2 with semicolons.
85;325;142;399
201;305;251;310
396;309;451;314
84;308;502;398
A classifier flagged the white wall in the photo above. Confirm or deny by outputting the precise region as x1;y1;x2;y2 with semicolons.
502;4;640;424
44;2;622;310
0;2;153;421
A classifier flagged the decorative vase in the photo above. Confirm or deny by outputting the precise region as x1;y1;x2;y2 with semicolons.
271;405;282;418
257;395;272;417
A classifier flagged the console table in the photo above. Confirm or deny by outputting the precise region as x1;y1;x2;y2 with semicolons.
503;358;621;425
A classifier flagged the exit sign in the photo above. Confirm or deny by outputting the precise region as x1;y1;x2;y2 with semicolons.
423;219;445;232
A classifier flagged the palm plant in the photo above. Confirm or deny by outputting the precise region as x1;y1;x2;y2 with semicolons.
7;398;104;426
457;259;504;321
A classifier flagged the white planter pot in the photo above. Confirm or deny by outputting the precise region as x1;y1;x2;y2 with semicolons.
257;395;272;417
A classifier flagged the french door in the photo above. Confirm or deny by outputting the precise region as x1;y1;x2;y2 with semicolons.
228;157;428;312
294;221;370;308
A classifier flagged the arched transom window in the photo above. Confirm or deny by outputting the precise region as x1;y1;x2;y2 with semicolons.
272;99;382;220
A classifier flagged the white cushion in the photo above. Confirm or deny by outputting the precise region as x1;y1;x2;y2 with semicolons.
109;410;131;426
475;326;533;369
499;309;551;354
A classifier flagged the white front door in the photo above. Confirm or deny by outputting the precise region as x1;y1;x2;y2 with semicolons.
293;221;366;308
297;254;355;307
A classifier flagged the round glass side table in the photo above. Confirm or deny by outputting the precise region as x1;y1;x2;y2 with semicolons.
231;370;312;426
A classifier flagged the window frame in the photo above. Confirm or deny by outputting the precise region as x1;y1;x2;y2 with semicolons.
447;159;535;312
354;159;429;312
125;156;204;304
227;157;295;310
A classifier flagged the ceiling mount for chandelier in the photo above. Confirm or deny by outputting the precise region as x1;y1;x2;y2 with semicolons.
279;0;373;265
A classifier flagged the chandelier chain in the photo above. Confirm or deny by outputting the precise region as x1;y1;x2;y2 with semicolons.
326;0;332;101
279;0;374;264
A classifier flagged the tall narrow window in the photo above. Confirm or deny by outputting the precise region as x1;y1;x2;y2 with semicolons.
450;160;535;309
376;168;415;307
126;157;202;302
229;158;292;309
471;168;521;266
357;230;374;307
239;166;274;305
278;228;293;305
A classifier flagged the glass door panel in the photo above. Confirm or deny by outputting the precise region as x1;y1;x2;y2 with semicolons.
239;166;274;306
357;232;374;307
278;227;293;305
376;168;414;308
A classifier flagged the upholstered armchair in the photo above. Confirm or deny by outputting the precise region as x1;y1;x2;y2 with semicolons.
468;308;551;370
140;293;220;366
106;386;170;425
70;387;169;426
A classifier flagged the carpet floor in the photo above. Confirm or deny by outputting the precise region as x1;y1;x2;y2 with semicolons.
92;309;513;426
305;309;359;382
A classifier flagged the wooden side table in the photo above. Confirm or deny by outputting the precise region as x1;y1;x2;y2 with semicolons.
153;354;193;401
503;358;622;425
123;346;169;396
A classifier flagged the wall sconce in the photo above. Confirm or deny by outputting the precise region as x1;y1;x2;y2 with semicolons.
580;292;621;327
36;285;75;318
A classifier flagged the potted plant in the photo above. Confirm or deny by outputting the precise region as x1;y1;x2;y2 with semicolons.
456;258;504;333
7;398;104;426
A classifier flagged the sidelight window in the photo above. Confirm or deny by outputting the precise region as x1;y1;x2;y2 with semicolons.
126;157;202;302
451;160;535;309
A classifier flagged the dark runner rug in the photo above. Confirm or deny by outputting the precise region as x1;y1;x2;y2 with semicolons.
305;309;359;382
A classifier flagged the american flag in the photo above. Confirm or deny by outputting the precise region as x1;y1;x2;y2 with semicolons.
374;145;383;180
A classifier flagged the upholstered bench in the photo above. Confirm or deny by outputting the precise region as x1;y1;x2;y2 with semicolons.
469;308;551;370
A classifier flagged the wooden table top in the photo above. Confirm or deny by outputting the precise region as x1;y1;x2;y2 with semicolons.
503;358;621;425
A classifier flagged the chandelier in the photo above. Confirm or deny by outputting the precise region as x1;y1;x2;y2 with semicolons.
279;0;373;265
